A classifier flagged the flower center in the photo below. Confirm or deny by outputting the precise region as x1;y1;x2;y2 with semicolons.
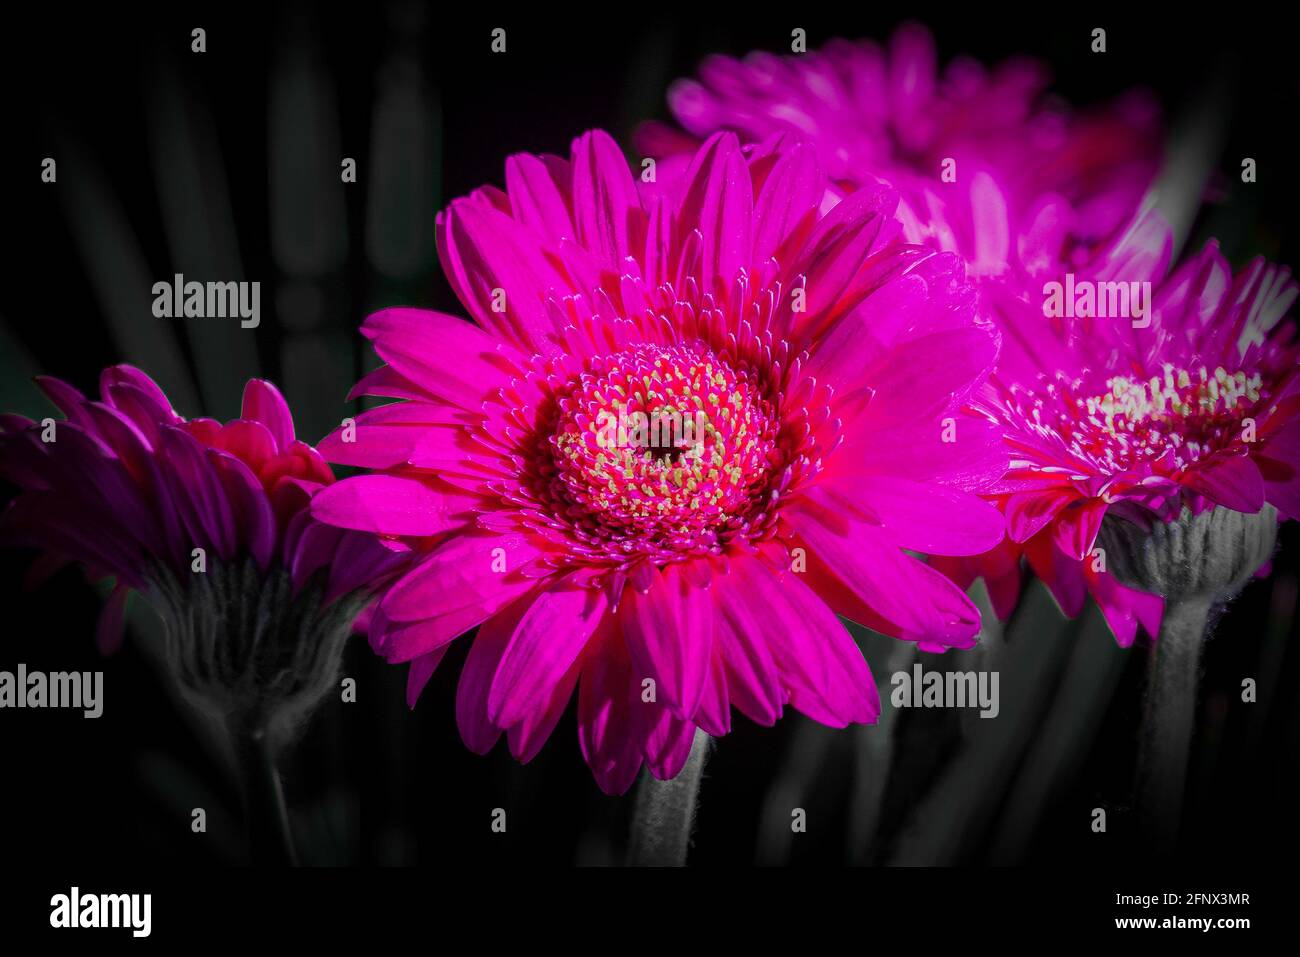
1079;365;1262;459
548;341;781;553
1006;363;1269;477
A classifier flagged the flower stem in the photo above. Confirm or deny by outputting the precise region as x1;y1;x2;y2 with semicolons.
627;729;710;866
1136;595;1212;853
231;721;298;866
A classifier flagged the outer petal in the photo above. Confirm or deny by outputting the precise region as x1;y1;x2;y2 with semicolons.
488;581;607;728
310;474;472;537
622;562;714;721
787;501;982;648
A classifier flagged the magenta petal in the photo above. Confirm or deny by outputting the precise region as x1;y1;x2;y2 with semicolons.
752;141;823;264
506;151;576;247
789;503;982;647
860;325;998;425
378;532;540;624
713;603;784;726
1088;565;1164;648
848;476;1006;556
100;365;178;426
158;427;238;562
405;645;450;709
311;474;469;537
507;656;581;764
577;622;644;796
488;581;606;728
240;379;295;450
692;656;731;736
1006;488;1077;544
1185;455;1266;513
641;709;698;781
208;450;276;570
436;204;569;351
1051;497;1108;562
1025;533;1088;619
325;529;405;604
361;307;514;409
457;599;532;753
570;129;642;269
622;562;713;721
674;131;753;289
719;556;878;727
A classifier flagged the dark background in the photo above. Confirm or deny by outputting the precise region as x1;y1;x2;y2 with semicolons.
1;2;1297;867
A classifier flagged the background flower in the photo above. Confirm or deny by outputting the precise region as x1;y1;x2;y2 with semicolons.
937;220;1300;644
311;129;1008;793
638;21;1161;282
0;366;404;656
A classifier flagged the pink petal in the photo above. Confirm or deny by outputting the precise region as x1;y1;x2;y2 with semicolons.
406;646;450;709
507;655;582;764
1185;455;1266;513
836;476;1006;555
361;308;514;409
859;325;998;426
622;562;714;721
505;151;575;246
240;379;295;450
718;556;878;727
752;141;823;264
436;203;568;351
1006;487;1078;543
1051;497;1108;562
692;655;731;736
378;531;541;626
577;621;644;796
788;502;982;648
488;581;607;728
310;474;470;537
571;129;641;270
456;599;532;753
674;131;753;289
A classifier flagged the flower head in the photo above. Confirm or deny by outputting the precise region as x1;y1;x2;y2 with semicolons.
640;22;1159;282
942;224;1300;643
311;129;1009;793
0;366;404;730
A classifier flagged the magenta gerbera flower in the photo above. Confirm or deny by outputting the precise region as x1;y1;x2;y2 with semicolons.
0;366;405;720
310;129;1009;794
639;22;1159;282
939;224;1300;645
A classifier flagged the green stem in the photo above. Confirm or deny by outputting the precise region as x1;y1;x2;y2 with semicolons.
627;730;710;866
1136;595;1212;853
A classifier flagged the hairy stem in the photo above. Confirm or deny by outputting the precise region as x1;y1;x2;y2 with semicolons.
1136;595;1212;853
627;730;710;866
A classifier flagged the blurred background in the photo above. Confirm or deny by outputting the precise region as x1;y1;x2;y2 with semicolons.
2;2;1297;866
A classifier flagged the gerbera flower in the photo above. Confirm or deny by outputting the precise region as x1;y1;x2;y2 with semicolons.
941;222;1299;645
639;21;1159;283
0;365;405;728
310;129;1008;794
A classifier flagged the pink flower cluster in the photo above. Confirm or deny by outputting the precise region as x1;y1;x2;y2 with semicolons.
2;23;1295;794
